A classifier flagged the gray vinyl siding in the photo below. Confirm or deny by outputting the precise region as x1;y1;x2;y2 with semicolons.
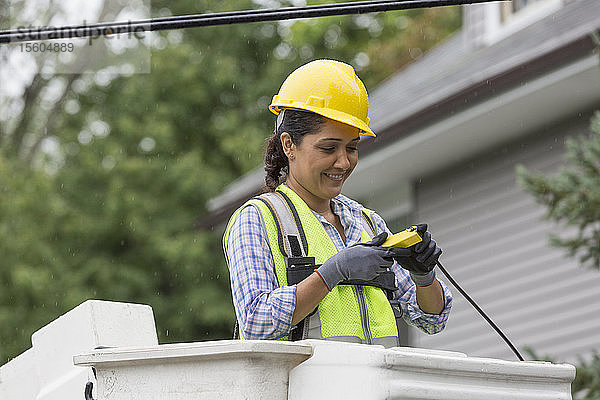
411;112;600;363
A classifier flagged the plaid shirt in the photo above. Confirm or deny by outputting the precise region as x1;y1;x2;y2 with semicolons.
225;190;453;340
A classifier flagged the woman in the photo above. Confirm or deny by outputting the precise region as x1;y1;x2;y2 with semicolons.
224;60;452;346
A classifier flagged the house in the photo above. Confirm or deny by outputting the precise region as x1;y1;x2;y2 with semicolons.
205;0;600;362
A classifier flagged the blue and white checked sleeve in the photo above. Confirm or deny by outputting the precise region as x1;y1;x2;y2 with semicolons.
226;205;296;340
371;212;453;335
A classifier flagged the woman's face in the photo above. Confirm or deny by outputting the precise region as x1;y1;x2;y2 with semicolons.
283;118;360;202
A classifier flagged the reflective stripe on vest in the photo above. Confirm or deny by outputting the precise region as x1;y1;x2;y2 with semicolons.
224;184;398;346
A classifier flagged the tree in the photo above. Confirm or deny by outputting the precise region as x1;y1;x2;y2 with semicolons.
0;0;462;362
516;38;600;398
573;353;600;400
0;0;146;161
525;348;600;400
517;112;600;398
516;112;600;271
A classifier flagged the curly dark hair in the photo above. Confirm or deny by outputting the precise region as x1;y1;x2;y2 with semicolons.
263;109;327;192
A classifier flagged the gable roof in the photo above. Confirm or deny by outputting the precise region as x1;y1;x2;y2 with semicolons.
201;0;600;228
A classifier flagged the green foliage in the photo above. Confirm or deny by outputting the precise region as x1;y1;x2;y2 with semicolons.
516;113;600;270
0;155;69;356
281;3;461;87
524;348;600;399
0;0;461;362
573;353;600;400
515;39;600;399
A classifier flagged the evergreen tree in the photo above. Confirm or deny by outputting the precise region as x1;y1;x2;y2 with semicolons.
516;112;600;271
517;38;599;396
525;348;600;399
572;353;600;400
517;112;600;398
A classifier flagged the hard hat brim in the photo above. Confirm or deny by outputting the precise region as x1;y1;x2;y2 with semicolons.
269;102;376;137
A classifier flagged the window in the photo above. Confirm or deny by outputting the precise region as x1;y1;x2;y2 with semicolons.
513;0;547;12
473;0;563;45
500;0;562;23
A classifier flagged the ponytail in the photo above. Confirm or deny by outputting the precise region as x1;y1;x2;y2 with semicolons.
263;133;288;192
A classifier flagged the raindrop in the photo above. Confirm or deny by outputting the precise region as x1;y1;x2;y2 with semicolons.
354;52;370;70
40;136;60;155
368;20;383;37
78;130;93;145
277;23;291;38
139;137;156;152
324;25;341;49
152;34;167;50
274;42;292;60
353;14;373;29
260;24;275;38
102;156;116;170
256;96;270;110
94;70;112;87
299;45;313;60
64;99;80;115
167;30;182;45
120;63;135;76
90;120;110;137
408;48;423;60
73;77;93;94
157;7;171;17
395;16;409;30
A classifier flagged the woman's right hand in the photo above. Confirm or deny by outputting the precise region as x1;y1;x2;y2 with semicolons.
316;232;394;290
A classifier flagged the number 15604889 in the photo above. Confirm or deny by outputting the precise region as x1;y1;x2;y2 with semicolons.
19;42;74;53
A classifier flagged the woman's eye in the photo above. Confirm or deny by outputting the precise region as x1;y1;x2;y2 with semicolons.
319;147;335;152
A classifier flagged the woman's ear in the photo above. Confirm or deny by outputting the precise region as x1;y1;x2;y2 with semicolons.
280;132;295;160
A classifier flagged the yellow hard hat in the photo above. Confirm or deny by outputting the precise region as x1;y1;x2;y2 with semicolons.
269;59;375;137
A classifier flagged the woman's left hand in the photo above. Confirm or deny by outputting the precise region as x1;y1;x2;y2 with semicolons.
388;224;442;286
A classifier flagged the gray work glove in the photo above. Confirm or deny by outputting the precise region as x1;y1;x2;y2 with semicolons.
316;232;394;291
388;224;442;287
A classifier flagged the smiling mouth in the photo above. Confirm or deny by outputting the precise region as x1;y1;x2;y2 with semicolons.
323;172;345;181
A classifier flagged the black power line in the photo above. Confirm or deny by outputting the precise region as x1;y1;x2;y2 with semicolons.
1;0;502;43
3;0;525;362
436;260;525;361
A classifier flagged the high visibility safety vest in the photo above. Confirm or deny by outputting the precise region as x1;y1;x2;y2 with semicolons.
224;184;399;347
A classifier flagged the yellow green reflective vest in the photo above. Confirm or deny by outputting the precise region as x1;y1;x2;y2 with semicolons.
224;184;399;347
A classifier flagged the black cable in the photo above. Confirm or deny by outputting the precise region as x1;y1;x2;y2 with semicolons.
0;0;464;35
0;0;503;43
436;260;525;362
